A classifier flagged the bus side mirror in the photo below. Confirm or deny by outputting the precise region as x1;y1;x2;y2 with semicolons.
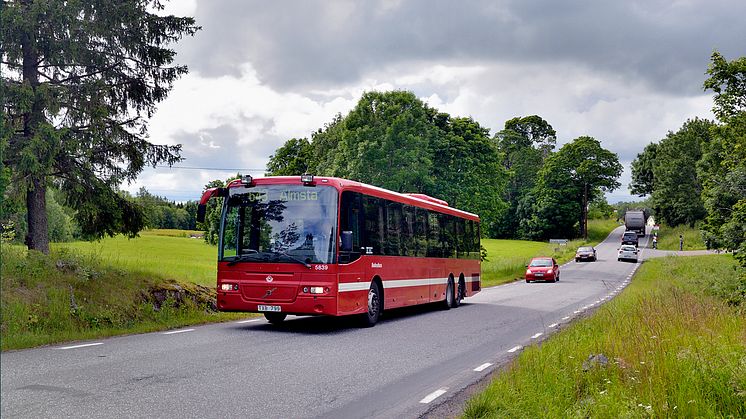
341;231;353;252
196;204;207;223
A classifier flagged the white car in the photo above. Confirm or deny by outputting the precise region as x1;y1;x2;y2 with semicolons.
618;245;639;262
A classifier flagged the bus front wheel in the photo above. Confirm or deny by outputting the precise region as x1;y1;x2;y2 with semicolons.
264;312;287;324
361;281;382;327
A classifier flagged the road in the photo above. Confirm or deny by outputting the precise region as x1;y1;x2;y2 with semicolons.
2;226;666;418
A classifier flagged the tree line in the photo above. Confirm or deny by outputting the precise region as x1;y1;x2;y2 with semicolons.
1;187;200;243
264;90;622;240
631;51;746;265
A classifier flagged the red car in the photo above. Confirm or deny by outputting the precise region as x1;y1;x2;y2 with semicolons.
525;257;560;283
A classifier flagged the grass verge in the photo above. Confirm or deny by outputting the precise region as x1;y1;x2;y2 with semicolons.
462;255;746;418
655;224;707;251
54;230;216;286
481;219;621;287
1;245;247;351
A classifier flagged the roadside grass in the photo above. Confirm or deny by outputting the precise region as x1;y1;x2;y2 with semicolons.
462;255;746;418
655;224;707;251
481;219;621;287
54;230;216;286
143;229;204;238
0;245;247;351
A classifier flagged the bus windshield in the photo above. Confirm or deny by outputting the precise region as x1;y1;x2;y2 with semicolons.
220;185;338;265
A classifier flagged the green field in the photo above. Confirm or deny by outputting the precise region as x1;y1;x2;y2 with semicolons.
653;224;707;251
54;229;217;286
463;255;746;418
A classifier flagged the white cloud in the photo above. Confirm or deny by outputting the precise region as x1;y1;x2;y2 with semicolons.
135;59;714;203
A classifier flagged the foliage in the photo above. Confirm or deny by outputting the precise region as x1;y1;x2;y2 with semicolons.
493;115;555;237
1;0;199;252
521;136;622;240
700;51;746;266
651;118;712;227
265;138;314;176
629;142;657;196
265;91;508;237
587;196;614;219
463;255;746;418
134;187;197;230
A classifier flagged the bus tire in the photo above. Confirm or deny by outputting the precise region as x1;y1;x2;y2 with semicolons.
264;313;287;324
361;281;382;327
443;278;454;310
452;277;465;308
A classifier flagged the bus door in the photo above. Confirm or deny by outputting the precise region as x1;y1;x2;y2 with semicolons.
338;191;365;314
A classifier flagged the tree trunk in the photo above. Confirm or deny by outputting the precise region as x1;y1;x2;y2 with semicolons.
21;2;50;254
26;176;50;254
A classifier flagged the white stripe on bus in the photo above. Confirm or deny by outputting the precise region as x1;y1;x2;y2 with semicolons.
339;275;480;293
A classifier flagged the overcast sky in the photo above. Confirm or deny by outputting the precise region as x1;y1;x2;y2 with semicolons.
130;0;746;203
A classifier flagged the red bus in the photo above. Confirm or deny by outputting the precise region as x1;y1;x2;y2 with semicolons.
197;175;481;326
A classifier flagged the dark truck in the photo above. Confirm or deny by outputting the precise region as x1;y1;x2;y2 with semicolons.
624;210;646;237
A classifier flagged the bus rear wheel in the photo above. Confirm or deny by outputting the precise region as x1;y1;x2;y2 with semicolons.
361;281;382;327
452;278;464;308
264;312;287;324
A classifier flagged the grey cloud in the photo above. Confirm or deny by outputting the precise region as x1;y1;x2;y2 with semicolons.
179;0;746;95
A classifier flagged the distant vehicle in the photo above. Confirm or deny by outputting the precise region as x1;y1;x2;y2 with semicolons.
575;246;597;262
622;231;639;246
525;257;560;283
196;175;481;327
618;245;639;262
624;210;646;236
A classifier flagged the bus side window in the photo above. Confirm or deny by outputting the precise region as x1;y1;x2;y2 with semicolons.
427;211;441;258
385;201;402;256
363;195;385;255
440;213;456;258
414;208;427;257
339;192;362;263
401;205;415;257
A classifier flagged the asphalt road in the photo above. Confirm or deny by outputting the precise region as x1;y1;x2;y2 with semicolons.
2;226;652;418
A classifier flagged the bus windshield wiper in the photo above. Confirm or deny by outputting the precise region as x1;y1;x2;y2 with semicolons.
272;251;312;269
225;251;263;266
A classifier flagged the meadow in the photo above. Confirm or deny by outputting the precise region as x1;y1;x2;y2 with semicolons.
653;224;707;251
462;254;746;418
54;229;217;286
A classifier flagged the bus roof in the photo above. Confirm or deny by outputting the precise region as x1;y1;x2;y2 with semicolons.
226;176;480;222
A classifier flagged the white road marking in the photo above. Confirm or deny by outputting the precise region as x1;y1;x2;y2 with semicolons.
574;310;581;314
163;328;195;335
236;319;263;324
531;332;543;339
548;323;558;328
473;363;492;372
57;342;103;350
419;388;448;404
562;316;570;320
507;345;522;353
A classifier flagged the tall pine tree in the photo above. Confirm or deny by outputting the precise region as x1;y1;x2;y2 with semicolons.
1;0;199;253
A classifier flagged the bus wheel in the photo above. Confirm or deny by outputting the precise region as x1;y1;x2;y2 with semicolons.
361;281;382;327
452;278;465;308
264;313;287;324
443;278;454;310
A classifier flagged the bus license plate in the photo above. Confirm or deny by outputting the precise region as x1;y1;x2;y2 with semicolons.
258;305;281;312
